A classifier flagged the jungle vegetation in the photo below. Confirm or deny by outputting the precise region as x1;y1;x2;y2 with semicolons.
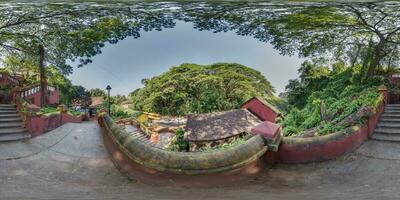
130;63;274;116
0;1;399;136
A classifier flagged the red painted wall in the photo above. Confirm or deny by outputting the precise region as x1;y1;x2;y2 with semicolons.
23;112;84;136
241;98;278;123
388;75;400;104
275;125;369;163
0;72;20;86
23;90;60;107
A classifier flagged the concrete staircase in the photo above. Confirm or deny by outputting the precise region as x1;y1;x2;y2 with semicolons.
0;104;30;142
124;125;160;147
372;104;400;142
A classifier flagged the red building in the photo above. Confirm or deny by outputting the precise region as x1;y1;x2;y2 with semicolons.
241;96;281;123
0;71;60;106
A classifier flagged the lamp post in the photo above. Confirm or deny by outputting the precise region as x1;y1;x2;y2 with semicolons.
106;85;112;115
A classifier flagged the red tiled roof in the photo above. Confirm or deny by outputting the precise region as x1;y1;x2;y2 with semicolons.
185;109;262;141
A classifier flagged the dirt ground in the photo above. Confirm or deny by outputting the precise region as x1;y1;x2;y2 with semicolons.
0;122;399;200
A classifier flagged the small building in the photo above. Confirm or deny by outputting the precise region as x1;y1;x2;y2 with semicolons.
184;109;262;151
120;100;132;109
88;96;104;117
241;96;281;123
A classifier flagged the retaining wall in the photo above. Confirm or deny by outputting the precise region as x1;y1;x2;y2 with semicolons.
98;114;268;186
24;113;85;136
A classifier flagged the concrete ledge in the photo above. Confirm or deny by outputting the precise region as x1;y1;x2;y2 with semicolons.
98;114;267;180
275;101;385;163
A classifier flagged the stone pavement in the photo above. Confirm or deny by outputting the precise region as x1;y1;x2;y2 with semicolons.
0;121;400;200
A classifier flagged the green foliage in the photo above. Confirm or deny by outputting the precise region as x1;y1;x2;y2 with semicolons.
37;107;59;116
166;128;188;152
108;104;143;120
90;88;106;98
67;108;83;117
283;64;384;136
131;63;274;116
198;135;249;152
111;95;128;105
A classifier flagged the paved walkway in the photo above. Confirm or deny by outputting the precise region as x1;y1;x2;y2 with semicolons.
1;122;400;200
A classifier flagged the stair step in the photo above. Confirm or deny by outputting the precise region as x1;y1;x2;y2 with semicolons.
0;107;17;111
386;104;400;107
0;104;15;107
0;127;28;135
374;128;400;135
381;114;400;118
0;113;20;118
0;110;18;114
0;122;23;128
0;132;30;142
384;110;400;114
371;133;400;142
0;117;22;122
379;118;400;123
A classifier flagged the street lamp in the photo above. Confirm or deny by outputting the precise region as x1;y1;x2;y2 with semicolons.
106;85;112;115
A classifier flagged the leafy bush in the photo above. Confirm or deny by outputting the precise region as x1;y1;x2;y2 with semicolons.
67;108;83;117
166;128;188;152
283;64;384;137
109;104;143;120
37;106;59;116
198;135;249;152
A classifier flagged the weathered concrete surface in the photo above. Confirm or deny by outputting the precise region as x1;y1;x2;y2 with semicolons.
1;122;400;199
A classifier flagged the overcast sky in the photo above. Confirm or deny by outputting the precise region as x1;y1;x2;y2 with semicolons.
68;20;305;96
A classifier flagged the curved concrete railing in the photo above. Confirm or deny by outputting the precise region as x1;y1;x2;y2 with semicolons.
98;114;267;175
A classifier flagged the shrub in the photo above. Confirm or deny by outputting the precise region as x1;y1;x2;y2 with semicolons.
166;128;188;152
130;63;275;116
282;65;384;137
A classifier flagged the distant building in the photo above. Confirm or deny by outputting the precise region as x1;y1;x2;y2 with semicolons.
88;96;104;117
184;109;262;151
120;100;132;109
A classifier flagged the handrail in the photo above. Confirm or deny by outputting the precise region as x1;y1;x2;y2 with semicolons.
15;83;58;100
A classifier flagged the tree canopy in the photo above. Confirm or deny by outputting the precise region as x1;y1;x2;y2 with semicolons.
130;63;274;116
89;88;106;98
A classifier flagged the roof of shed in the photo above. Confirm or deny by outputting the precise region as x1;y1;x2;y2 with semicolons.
241;96;281;114
90;96;104;107
184;109;262;141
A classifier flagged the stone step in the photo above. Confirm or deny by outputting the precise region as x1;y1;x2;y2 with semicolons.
383;110;400;114
374;128;400;135
0;107;17;111
0;113;20;118
0;104;15;108
0;127;28;135
0;122;23;128
386;104;400;107
380;113;400;118
379;118;400;123
371;133;400;142
0;117;22;122
385;105;400;109
0;132;30;142
0;110;18;114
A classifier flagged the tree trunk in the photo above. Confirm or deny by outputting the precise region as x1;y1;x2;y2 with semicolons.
366;40;385;78
38;44;47;107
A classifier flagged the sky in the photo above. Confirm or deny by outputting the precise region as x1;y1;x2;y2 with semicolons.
68;20;305;96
